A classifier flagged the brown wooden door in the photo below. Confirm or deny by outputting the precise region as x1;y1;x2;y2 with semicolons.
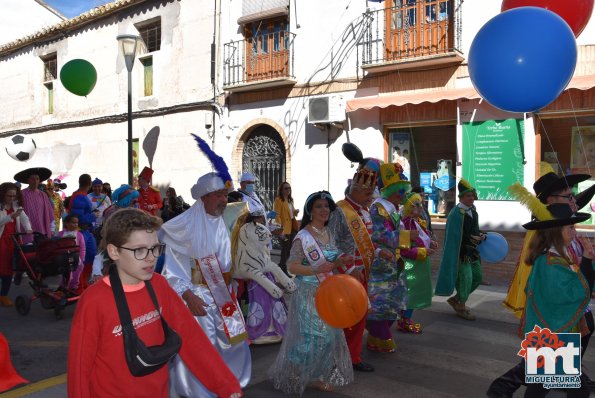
245;19;289;82
385;0;453;61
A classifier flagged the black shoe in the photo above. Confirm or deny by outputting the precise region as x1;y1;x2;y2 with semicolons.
13;272;22;286
352;361;374;372
583;371;595;389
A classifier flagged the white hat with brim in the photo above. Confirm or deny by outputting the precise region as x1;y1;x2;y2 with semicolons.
240;172;257;183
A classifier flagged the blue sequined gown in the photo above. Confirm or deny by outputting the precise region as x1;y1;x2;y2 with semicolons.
268;236;353;395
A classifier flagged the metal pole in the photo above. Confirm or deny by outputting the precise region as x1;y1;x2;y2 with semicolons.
127;70;133;186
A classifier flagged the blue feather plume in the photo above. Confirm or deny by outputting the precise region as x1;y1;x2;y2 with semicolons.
191;133;233;189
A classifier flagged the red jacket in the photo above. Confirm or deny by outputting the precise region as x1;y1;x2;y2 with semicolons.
138;187;162;216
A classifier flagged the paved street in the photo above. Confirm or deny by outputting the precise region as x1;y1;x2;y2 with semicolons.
1;273;594;397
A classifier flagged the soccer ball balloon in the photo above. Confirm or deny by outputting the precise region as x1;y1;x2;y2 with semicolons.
6;134;37;161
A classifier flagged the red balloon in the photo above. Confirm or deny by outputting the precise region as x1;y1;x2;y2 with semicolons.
315;274;368;329
501;0;594;37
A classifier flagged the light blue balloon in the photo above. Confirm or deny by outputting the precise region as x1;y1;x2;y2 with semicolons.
477;232;509;263
469;7;577;113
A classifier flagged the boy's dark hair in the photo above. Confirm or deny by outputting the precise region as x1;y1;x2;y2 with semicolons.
79;174;92;188
101;208;162;250
64;214;79;224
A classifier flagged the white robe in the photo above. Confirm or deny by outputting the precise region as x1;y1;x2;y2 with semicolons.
159;199;251;397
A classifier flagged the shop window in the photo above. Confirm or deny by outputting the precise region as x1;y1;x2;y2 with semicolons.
538;115;595;227
388;125;457;217
539;116;595;175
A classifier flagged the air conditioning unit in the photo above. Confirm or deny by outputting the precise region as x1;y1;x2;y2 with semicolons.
308;95;346;124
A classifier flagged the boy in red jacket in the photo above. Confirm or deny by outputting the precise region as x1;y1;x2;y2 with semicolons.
67;208;242;398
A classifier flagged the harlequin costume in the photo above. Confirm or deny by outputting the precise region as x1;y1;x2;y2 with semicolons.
366;162;412;352
159;135;251;397
400;192;434;333
435;179;482;321
327;149;381;372
137;167;163;216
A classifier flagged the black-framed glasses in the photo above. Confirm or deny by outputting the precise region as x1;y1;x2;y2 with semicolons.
117;244;166;260
550;194;576;201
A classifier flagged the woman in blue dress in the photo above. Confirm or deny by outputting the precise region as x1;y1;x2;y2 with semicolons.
269;191;354;395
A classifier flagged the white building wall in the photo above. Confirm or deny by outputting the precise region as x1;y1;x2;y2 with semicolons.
1;0;594;213
0;0;65;46
0;0;218;198
222;0;595;224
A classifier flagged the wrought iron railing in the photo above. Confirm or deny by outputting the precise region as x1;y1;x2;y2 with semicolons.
223;31;296;87
360;0;462;65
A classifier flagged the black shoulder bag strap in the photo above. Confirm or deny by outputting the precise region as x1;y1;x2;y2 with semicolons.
109;265;181;376
109;264;163;329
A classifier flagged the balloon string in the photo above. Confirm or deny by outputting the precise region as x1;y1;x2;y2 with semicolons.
535;115;567;188
566;89;592;177
565;90;594;247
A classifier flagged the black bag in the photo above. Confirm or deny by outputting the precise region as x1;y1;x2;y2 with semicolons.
109;265;181;377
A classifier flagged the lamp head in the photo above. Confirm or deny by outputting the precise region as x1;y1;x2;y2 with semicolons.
116;34;141;72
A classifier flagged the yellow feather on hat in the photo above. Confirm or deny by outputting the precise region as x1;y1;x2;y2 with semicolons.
539;161;555;177
459;178;473;191
508;182;554;221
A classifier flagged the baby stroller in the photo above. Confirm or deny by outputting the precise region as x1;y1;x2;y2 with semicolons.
12;232;80;319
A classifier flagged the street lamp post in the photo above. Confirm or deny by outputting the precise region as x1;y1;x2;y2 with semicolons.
117;34;141;186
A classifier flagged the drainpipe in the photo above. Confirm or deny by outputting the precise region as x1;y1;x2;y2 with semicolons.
210;0;218;147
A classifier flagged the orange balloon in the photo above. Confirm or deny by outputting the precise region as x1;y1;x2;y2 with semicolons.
315;274;368;329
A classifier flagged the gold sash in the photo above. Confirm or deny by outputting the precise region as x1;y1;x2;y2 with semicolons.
337;200;374;275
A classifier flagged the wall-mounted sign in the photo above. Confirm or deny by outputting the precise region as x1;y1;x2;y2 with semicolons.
462;119;524;201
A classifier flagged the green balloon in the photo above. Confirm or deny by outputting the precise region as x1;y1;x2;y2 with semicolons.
60;59;97;96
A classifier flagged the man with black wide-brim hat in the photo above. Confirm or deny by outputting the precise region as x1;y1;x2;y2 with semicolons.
505;171;594;319
14;167;54;239
489;191;593;398
489;173;595;397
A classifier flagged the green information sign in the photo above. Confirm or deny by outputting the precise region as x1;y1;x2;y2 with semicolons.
462;119;524;201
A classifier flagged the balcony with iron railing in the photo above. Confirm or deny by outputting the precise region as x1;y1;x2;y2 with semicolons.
360;0;464;73
223;31;297;92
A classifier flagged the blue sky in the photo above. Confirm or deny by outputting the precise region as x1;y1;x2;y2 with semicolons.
45;0;112;19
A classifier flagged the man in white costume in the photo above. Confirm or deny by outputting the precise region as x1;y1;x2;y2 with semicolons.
237;172;266;214
160;139;252;397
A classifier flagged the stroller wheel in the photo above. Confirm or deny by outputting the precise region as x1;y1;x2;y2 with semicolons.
40;295;56;309
15;295;31;316
54;307;63;320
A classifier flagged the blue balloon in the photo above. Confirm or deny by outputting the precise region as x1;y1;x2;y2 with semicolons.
468;7;577;113
477;232;509;264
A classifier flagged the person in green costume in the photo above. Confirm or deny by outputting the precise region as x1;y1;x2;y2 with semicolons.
435;179;485;320
495;199;593;398
399;192;438;333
